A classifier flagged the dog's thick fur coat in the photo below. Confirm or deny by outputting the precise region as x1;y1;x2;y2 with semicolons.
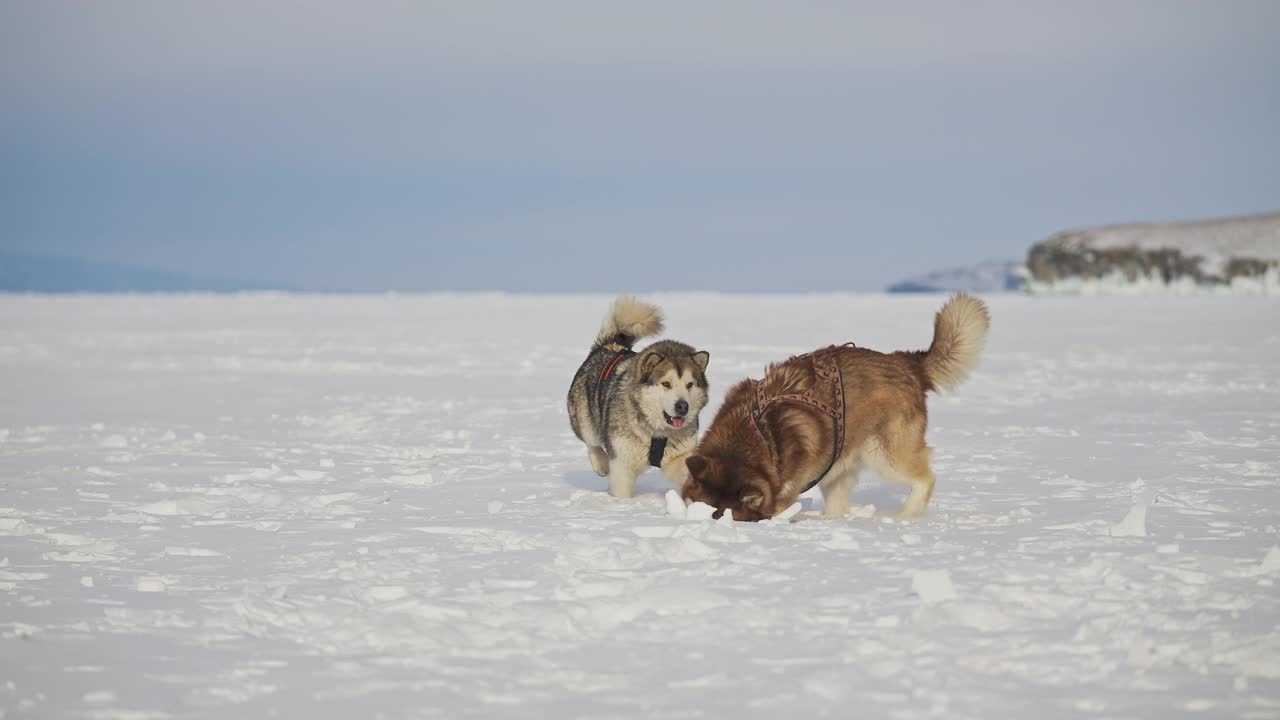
568;298;710;498
682;294;990;520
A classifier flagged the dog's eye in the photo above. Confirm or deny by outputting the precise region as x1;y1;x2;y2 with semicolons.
686;382;693;389
661;381;671;389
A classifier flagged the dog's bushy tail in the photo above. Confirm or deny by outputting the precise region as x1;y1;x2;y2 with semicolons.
595;296;664;350
920;293;990;392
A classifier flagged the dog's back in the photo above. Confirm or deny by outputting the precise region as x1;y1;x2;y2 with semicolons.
683;294;990;520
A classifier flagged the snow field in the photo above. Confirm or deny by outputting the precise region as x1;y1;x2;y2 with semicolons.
1;293;1278;718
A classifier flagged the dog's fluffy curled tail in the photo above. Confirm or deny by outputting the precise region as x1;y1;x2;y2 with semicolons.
921;293;990;392
595;296;664;349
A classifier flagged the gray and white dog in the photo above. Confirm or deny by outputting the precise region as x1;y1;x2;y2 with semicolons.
567;297;710;498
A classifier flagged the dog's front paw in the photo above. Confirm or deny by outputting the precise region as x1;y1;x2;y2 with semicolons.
588;447;610;477
608;472;637;499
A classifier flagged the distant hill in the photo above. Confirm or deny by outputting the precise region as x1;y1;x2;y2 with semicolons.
1025;212;1280;294
887;260;1023;293
0;252;285;293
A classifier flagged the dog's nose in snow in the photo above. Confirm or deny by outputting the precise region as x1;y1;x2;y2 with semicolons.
674;399;689;416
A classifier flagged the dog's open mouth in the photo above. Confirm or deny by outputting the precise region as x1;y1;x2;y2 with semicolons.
663;411;685;428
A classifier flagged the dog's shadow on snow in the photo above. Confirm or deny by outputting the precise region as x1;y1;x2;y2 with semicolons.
794;482;906;516
563;470;673;497
850;482;909;513
565;468;910;513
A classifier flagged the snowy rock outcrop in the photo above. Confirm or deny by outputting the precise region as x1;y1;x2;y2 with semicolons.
1025;212;1280;294
887;260;1024;293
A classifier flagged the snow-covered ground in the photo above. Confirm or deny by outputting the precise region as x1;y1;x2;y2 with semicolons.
2;293;1279;719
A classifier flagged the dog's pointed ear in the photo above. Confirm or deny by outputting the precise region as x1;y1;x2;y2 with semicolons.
685;454;709;480
639;351;663;379
690;351;710;372
740;489;765;511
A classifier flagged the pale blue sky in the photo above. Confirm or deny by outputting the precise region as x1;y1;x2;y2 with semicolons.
3;1;1278;291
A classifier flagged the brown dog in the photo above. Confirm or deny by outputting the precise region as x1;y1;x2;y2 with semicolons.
682;294;990;521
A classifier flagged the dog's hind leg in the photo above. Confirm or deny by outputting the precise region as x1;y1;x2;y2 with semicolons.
864;422;936;518
589;446;610;477
893;447;935;519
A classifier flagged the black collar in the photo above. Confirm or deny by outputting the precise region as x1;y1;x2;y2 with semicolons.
648;436;668;468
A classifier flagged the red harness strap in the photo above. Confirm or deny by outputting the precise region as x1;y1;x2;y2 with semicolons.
594;350;630;423
599;352;627;386
595;349;667;468
750;345;852;492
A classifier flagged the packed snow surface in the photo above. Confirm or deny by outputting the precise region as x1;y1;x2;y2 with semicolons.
2;293;1279;719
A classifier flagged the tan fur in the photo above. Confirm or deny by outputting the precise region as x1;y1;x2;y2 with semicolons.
921;293;990;391
683;294;989;520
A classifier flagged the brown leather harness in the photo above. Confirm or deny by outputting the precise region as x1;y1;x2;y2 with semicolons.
596;349;668;468
750;344;854;492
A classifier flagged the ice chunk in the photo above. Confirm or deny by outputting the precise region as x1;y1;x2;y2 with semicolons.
664;489;687;519
1110;503;1147;537
912;569;957;603
820;531;861;551
773;502;802;523
362;585;409;603
685;502;717;521
1260;546;1280;574
135;577;167;593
